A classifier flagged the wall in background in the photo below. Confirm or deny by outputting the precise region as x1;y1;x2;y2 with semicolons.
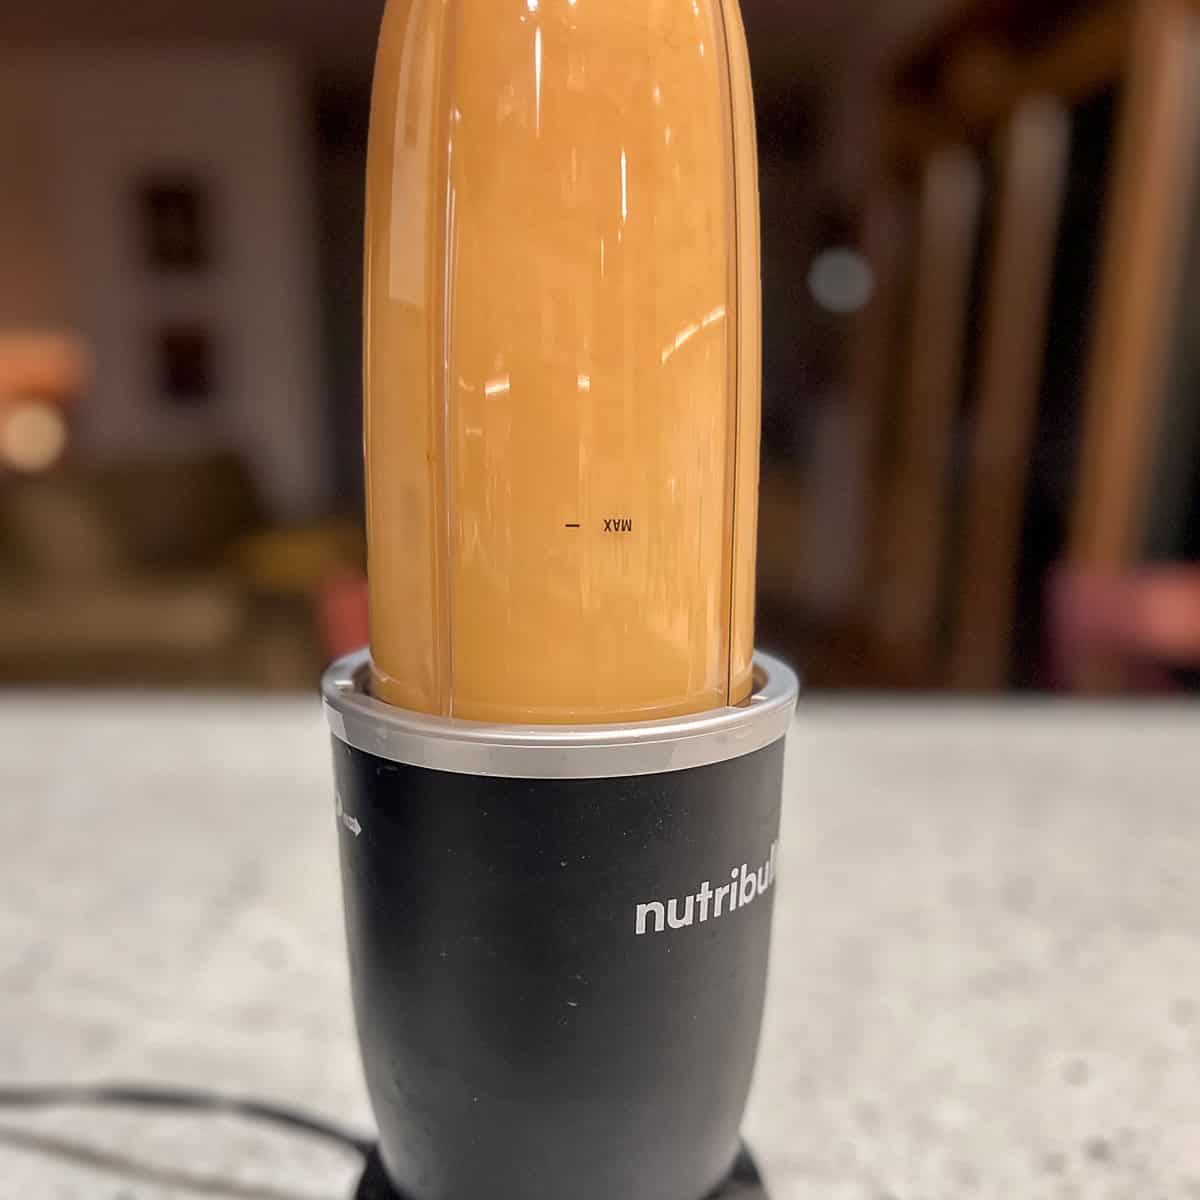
0;75;66;331
0;50;327;520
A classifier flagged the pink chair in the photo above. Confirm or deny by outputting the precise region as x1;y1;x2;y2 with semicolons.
1049;566;1200;691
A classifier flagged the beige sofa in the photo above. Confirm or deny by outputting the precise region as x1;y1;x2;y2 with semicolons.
0;452;358;690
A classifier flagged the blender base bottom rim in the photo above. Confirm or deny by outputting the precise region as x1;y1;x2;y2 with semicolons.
352;1143;770;1200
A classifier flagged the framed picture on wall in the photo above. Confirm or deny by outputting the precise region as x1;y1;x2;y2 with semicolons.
154;324;217;407
137;174;214;272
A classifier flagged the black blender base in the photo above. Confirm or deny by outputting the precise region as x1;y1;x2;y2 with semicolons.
353;1145;769;1200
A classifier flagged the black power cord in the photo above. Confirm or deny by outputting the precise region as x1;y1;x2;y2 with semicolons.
0;1083;769;1199
0;1081;374;1157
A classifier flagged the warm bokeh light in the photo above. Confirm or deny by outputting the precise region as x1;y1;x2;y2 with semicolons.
0;332;89;400
0;398;68;472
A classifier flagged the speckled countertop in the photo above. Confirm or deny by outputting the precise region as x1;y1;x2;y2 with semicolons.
1;696;1198;1199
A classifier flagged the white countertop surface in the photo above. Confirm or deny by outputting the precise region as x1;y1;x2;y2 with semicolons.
2;695;1199;1199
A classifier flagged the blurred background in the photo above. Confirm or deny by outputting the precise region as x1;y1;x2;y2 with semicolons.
2;0;1199;696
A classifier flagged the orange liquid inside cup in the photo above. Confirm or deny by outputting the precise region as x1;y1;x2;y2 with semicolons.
366;0;761;724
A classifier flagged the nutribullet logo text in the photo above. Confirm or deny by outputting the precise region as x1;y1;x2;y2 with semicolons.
634;842;778;936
